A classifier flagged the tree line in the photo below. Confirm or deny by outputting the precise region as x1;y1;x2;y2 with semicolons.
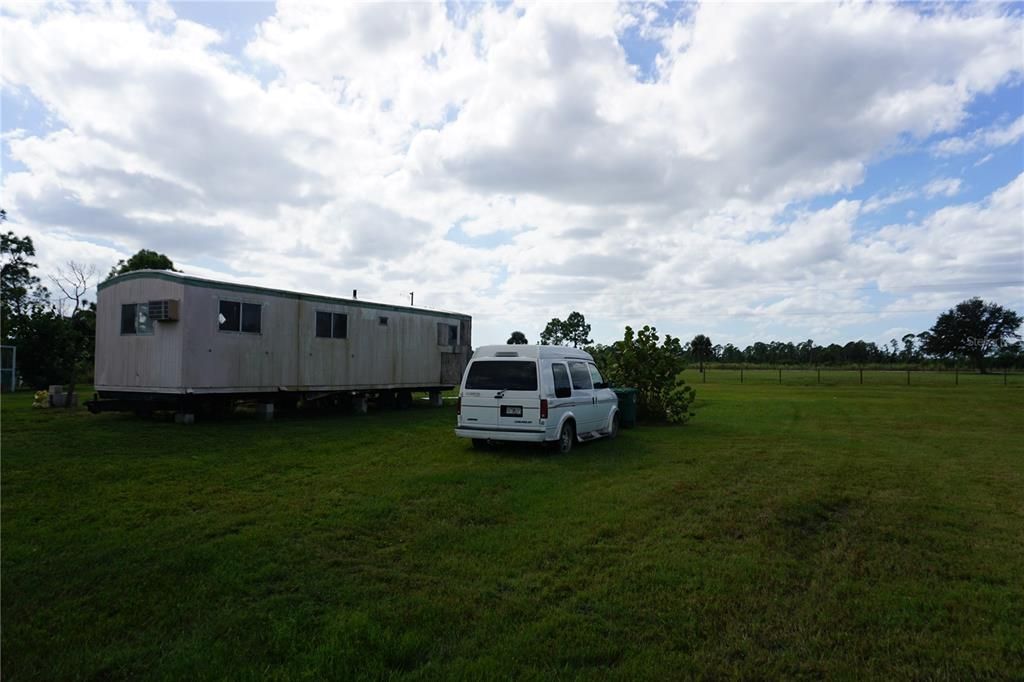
511;300;1023;373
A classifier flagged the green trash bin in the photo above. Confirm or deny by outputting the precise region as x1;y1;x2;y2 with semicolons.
611;387;638;428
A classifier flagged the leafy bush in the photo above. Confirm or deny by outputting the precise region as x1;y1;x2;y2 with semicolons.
591;325;696;424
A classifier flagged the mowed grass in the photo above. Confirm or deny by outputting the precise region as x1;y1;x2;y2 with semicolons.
3;382;1023;680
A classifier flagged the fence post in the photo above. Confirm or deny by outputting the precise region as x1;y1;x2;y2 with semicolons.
778;368;782;384
702;368;706;383
907;370;910;386
1005;369;1008;386
817;368;820;384
740;368;744;384
860;368;863;385
955;367;959;386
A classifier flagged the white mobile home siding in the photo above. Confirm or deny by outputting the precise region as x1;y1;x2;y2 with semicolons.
95;271;471;396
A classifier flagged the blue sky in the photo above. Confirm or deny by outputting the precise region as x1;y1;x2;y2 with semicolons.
1;1;1021;348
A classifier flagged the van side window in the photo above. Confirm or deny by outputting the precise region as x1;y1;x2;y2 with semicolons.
588;363;605;388
552;363;572;397
568;361;593;390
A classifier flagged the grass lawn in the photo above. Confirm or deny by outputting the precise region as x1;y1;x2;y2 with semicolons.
2;382;1023;679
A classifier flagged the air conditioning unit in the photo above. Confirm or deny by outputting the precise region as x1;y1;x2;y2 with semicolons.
148;299;180;322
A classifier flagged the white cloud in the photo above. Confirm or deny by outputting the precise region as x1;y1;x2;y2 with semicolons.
1;2;1022;345
923;177;962;198
933;114;1024;156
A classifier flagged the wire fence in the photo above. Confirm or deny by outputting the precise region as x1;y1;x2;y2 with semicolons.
680;367;1024;387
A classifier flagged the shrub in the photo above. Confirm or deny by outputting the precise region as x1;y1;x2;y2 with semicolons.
592;325;696;424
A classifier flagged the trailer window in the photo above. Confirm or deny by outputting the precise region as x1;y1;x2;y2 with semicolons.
437;323;458;346
316;311;347;339
218;301;240;331
219;300;261;334
120;303;153;335
241;303;261;333
568;361;593;390
465;361;537;391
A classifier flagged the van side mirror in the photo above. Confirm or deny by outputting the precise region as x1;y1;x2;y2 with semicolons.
555;386;571;399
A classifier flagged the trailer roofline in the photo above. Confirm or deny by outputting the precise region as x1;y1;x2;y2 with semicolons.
98;270;472;321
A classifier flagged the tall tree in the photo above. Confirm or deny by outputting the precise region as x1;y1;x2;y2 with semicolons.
539;317;565;346
562;311;592;348
922;298;1022;372
107;249;179;280
507;331;528;344
1;230;48;343
50;262;98;403
690;334;712;373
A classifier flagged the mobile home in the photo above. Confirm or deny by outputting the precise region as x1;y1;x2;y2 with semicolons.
89;270;471;416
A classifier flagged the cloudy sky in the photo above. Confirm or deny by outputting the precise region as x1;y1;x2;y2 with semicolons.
2;1;1022;348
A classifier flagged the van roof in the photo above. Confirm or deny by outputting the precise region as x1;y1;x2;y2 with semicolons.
473;345;593;361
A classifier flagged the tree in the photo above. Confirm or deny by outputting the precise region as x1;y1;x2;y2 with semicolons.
50;262;98;402
506;331;528;344
2;231;43;342
107;249;179;280
922;298;1023;372
539;318;565;346
540;311;592;347
690;334;712;373
596;325;696;424
562;311;592;348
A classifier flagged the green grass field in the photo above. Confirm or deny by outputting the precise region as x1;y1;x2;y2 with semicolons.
3;381;1023;680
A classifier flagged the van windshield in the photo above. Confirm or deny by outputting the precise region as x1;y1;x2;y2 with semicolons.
466;361;538;391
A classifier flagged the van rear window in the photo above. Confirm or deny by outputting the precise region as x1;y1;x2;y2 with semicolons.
465;361;538;391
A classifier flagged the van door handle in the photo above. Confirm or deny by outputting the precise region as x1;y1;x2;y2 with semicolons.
592;396;597;404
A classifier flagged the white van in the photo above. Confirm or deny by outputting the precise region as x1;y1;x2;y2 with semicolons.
455;345;619;453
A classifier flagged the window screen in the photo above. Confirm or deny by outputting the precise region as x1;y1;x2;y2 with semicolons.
315;311;332;338
136;304;153;335
568;361;593;390
552;363;572;396
121;303;153;335
465;361;538;391
241;303;261;334
437;323;458;345
332;313;347;339
219;300;241;332
121;304;136;335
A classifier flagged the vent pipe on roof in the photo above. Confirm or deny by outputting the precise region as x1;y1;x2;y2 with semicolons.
353;289;357;299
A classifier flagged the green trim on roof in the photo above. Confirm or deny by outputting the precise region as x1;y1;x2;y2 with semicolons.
98;270;472;320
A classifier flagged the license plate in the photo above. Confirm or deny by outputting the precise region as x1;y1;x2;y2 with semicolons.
501;405;523;417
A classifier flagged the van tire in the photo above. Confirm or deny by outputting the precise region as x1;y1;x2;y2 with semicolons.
609;413;620;439
557;421;575;454
471;438;489;450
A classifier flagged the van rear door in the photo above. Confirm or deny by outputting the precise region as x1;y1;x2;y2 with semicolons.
461;359;539;430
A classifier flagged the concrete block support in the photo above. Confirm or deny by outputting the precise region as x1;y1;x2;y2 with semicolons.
175;412;195;425
352;393;368;415
258;403;274;421
428;390;443;407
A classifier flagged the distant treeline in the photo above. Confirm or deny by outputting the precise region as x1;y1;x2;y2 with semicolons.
590;337;1024;370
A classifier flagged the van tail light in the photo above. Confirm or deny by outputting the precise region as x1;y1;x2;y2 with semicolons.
540;399;548;420
456;397;461;415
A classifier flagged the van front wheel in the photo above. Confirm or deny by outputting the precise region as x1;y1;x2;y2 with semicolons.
557;422;575;454
609;413;620;439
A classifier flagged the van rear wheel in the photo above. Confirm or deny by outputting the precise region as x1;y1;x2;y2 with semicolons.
557;421;575;454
